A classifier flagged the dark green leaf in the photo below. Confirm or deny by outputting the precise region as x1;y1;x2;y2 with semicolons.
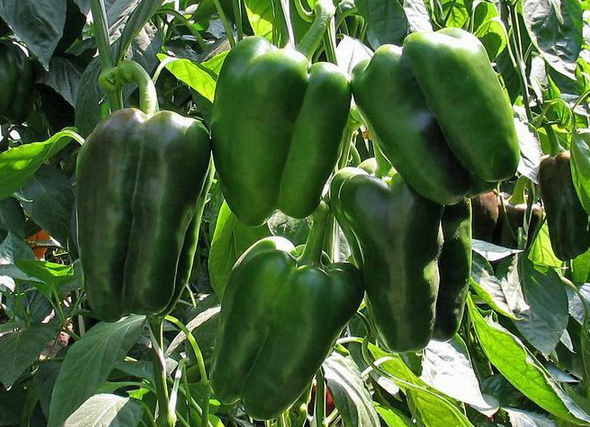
323;353;380;427
356;0;408;48
74;58;105;137
208;201;270;298
38;56;85;106
0;0;66;69
0;198;26;240
513;257;569;355
522;0;582;78
19;165;74;247
47;315;146;427
0;131;76;200
0;324;57;388
64;394;143;427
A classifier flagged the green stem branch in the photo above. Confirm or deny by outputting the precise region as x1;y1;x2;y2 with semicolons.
297;0;336;60
298;202;330;265
148;316;176;427
99;61;159;115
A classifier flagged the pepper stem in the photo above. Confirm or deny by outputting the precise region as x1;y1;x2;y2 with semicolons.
99;60;159;115
148;316;176;427
296;0;336;60
298;201;330;265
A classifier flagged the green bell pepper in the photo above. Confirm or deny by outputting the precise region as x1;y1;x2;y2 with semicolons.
351;29;519;204
0;41;34;124
76;108;212;321
211;36;351;226
210;203;363;419
434;199;472;341
403;28;520;183
538;151;590;260
330;168;443;352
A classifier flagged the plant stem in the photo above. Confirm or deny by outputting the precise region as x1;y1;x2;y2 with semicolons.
298;201;330;265
148;316;176;427
165;315;210;427
313;370;326;427
297;0;336;60
99;61;159;114
90;0;123;111
212;0;236;46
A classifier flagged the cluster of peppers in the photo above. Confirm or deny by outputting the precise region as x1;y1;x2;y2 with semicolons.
73;26;590;421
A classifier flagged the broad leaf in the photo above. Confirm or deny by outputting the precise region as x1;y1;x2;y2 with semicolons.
157;51;228;103
0;324;57;388
404;0;432;32
421;337;498;416
0;131;77;201
208;201;270;298
245;0;275;40
441;0;468;28
0;198;26;240
48;315;146;427
64;394;142;427
512;257;569;355
374;403;414;427
18;165;75;247
0;0;66;69
369;346;475;426
470;251;518;319
522;0;582;78
323;353;380;427
38;55;85;106
528;223;564;268
356;0;408;48
468;297;590;424
335;36;373;77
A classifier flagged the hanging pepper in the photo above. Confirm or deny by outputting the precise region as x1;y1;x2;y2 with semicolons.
351;29;519;204
211;36;351;226
210;203;363;419
538;151;590;260
76;108;212;321
434;199;472;341
0;41;34;124
330;168;443;352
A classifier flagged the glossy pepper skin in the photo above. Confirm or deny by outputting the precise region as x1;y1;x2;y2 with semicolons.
538;152;590;260
210;237;363;419
403;28;520;183
0;41;34;124
331;168;443;352
434;199;472;341
76;109;212;321
211;36;351;226
352;45;470;205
